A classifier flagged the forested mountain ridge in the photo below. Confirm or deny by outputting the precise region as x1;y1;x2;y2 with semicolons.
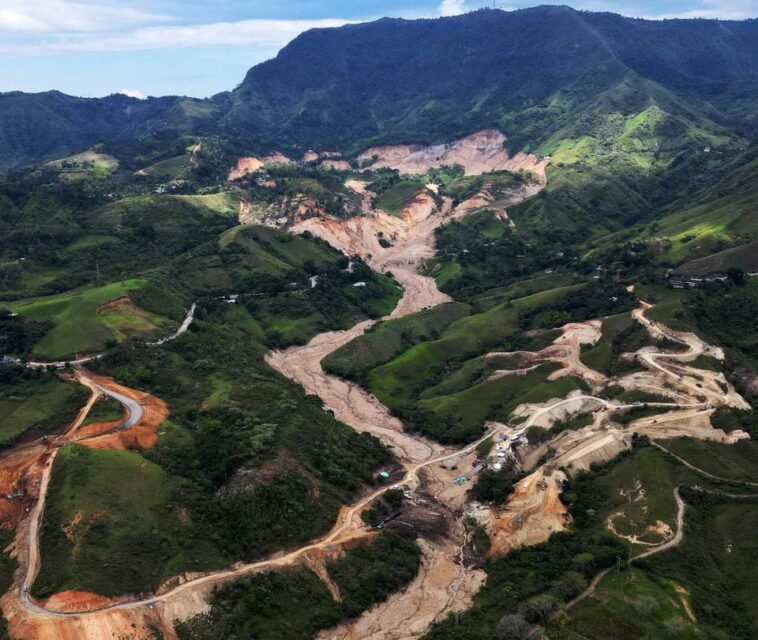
2;6;757;168
1;5;758;640
226;6;758;151
0;91;220;169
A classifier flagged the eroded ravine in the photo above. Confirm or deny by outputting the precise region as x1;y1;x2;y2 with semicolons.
5;150;555;638
7;298;750;639
268;194;496;638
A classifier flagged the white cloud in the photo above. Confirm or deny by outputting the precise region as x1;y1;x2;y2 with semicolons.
439;0;471;16
645;0;758;19
119;88;146;99
0;17;356;55
0;1;165;33
0;9;49;32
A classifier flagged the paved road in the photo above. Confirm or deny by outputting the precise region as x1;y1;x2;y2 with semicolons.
23;301;198;369
148;302;197;347
9;301;733;623
18;373;144;616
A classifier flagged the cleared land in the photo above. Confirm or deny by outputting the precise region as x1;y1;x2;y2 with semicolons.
10;280;172;360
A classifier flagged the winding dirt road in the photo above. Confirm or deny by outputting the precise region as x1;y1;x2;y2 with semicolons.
6;160;752;639
564;486;686;613
6;297;750;638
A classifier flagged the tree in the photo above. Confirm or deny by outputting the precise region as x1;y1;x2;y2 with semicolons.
495;614;540;640
551;571;587;599
572;551;595;572
726;267;746;285
518;593;559;625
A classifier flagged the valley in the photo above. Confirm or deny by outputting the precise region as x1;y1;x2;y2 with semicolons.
0;134;753;639
0;6;757;639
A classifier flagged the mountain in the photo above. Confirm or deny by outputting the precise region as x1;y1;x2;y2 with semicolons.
2;7;758;639
1;6;757;169
0;91;216;169
225;6;758;152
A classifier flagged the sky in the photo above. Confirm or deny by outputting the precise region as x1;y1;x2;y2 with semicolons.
1;0;756;99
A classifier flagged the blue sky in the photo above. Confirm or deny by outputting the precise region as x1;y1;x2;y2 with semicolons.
1;0;755;98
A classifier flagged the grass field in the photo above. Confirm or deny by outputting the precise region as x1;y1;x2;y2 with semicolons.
646;152;758;266
662;438;758;484
579;312;634;373
644;300;695;333
218;224;351;272
0;375;88;447
81;395;124;426
10;279;173;360
553;568;702;640
141;154;190;179
322;302;471;380
175;191;240;216
365;285;579;407
680;238;758;275
374;180;426;215
583;445;690;548
33;445;226;597
45;150;119;179
64;235;121;255
417;363;586;441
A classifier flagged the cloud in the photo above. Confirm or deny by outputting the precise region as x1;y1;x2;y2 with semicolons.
0;9;49;32
119;88;146;99
645;0;758;19
0;17;357;55
0;1;165;33
438;0;471;16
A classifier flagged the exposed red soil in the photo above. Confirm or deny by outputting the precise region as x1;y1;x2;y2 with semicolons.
75;373;167;450
42;590;118;614
228;157;264;181
0;445;51;530
96;296;131;313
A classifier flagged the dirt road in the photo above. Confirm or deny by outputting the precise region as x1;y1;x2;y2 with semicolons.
633;304;749;410
564;486;686;612
7;301;749;638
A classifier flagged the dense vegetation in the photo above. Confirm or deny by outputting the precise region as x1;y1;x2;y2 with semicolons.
0;367;88;447
32;221;401;597
0;530;17;640
175;532;421;639
6;7;757;169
